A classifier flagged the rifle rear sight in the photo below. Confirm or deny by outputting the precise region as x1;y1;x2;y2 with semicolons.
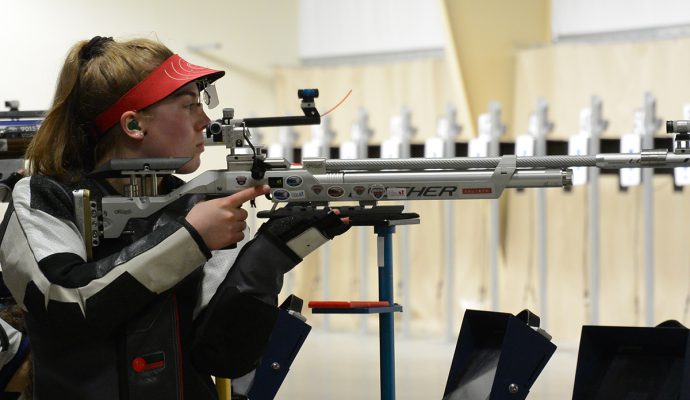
205;89;321;153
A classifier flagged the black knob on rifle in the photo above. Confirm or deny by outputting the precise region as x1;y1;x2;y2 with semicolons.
251;158;268;180
206;121;223;142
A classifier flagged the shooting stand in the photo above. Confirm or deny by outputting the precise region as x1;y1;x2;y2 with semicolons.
309;206;420;400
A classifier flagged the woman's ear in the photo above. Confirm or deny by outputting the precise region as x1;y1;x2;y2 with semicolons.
120;111;144;140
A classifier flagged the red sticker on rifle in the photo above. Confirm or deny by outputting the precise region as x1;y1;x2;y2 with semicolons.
370;185;386;200
311;185;324;195
462;188;492;194
352;185;366;196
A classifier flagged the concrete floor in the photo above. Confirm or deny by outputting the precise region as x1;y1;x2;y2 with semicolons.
277;329;578;399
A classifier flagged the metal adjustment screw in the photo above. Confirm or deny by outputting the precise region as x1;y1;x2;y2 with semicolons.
271;362;281;371
508;383;519;394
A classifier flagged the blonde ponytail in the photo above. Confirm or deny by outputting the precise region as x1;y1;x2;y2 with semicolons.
25;37;173;182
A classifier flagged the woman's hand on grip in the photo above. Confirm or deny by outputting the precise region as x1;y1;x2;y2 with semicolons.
186;185;270;250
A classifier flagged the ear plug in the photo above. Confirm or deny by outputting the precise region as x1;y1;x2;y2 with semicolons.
127;119;140;131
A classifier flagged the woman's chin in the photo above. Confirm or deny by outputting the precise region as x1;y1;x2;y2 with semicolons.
177;158;201;174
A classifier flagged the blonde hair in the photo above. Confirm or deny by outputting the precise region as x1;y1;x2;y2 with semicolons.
25;37;173;182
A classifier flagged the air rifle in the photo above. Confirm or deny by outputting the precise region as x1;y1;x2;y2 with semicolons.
0;102;43;200
76;90;690;259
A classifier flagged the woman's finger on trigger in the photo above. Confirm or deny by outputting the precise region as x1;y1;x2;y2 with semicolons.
226;185;270;208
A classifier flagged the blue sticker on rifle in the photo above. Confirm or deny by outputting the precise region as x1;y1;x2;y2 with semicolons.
273;189;290;201
290;190;306;199
286;175;303;187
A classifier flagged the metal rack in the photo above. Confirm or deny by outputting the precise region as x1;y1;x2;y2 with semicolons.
312;215;419;400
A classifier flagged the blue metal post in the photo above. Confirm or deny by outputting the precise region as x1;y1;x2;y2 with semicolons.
375;224;396;400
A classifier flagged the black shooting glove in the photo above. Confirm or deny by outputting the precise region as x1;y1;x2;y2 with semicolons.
224;206;351;303
258;205;351;258
192;207;349;378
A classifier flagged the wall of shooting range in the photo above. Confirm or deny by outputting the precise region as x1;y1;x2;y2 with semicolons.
273;0;690;345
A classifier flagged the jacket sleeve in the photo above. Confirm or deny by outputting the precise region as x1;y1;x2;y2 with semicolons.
0;177;211;334
191;210;349;377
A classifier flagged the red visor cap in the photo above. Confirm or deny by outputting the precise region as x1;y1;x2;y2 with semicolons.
94;54;225;136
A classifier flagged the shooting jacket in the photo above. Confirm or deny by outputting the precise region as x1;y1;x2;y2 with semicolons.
0;175;286;400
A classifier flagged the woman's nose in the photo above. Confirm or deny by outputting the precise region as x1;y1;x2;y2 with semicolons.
197;111;211;132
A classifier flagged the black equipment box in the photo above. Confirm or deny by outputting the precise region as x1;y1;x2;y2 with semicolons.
572;321;690;400
443;309;556;400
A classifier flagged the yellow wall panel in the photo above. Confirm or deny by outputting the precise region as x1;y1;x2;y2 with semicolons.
441;0;551;136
